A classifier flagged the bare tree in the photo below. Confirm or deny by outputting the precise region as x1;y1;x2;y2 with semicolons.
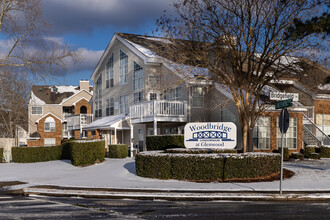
156;0;323;152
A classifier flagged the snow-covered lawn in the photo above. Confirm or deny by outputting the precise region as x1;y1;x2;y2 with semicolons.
0;158;329;191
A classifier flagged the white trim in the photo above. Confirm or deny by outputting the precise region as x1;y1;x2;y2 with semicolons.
60;89;92;105
35;112;64;123
72;97;90;106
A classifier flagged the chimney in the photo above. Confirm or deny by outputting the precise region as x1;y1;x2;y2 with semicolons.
80;80;89;91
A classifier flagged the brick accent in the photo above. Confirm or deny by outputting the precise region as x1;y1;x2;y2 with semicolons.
75;99;92;114
314;99;330;123
254;111;303;154
93;129;102;140
27;114;62;147
74;130;81;139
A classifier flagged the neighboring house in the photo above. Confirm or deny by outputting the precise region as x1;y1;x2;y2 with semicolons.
15;124;28;146
85;33;330;155
27;80;93;147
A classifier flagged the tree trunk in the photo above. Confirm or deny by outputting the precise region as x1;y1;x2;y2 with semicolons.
241;120;254;152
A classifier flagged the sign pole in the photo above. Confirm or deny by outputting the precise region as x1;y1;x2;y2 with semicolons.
280;108;285;195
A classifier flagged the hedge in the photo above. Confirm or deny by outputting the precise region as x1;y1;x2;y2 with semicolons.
11;145;68;163
320;146;330;158
70;140;105;166
165;148;237;154
273;147;289;161
135;151;280;181
0;148;3;162
291;152;304;160
304;145;318;158
146;135;184;151
109;144;128;158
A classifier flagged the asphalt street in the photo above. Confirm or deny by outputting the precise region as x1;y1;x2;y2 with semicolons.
0;194;329;220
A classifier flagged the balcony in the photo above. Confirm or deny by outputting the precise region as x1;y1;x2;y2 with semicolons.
66;114;93;130
130;100;187;124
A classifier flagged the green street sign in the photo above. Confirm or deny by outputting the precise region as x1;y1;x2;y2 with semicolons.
275;99;292;109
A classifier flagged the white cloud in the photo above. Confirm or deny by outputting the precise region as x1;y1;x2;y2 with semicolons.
65;48;104;73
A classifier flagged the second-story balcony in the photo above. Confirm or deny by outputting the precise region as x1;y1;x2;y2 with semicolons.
130;100;187;124
66;114;93;130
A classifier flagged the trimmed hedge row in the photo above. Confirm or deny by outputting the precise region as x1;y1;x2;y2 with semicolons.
109;144;129;158
0;148;3;162
320;146;330;158
146;135;184;151
165;148;237;154
11;140;105;166
273;147;290;161
70;141;105;166
136;151;280;181
12;145;68;163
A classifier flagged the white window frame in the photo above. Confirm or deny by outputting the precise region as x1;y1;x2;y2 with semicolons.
192;87;204;108
44;138;56;146
106;54;114;88
95;74;102;99
106;98;114;116
253;116;271;150
44;117;56;132
120;50;128;85
277;117;297;149
133;61;143;91
120;95;129;114
32;106;42;115
316;114;330;137
134;91;143;104
164;87;182;101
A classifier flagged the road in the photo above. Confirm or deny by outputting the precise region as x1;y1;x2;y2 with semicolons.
0;194;329;219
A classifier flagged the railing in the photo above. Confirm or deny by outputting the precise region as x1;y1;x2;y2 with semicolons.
67;114;93;130
130;100;187;120
303;114;330;145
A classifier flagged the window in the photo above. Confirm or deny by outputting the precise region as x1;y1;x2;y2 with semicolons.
32;106;42;115
149;93;157;101
120;95;129;114
221;108;237;123
120;50;128;85
164;87;182;101
134;91;143;104
44;117;55;132
95;74;102;99
277;117;297;149
253;117;271;150
316;114;330;137
133;62;143;91
106;54;114;88
94;101;102;118
44;138;56;146
106;98;114;116
192;87;204;108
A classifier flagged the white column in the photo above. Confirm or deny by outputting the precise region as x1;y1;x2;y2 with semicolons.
114;128;117;144
130;124;134;157
154;120;158;135
122;130;124;144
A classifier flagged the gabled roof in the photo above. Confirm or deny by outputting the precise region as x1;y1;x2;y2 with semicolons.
35;112;63;123
30;85;93;105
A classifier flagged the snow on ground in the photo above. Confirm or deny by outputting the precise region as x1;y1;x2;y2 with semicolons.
0;158;329;191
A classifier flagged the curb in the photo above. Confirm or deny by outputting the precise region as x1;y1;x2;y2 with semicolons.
22;187;330;201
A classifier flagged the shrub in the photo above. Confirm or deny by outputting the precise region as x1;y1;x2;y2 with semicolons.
223;153;280;179
0;148;3;162
320;146;330;158
135;152;172;179
135;151;280;181
109;144;128;158
69;140;105;166
273;147;289;161
11;145;66;163
146;135;184;151
309;153;321;159
291;152;304;160
165;148;237;154
304;145;318;158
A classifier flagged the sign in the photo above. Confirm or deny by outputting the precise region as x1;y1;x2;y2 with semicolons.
279;108;290;133
270;92;299;102
275;99;292;109
184;122;237;149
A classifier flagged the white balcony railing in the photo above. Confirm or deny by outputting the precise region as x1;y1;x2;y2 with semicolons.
67;114;93;130
130;100;187;123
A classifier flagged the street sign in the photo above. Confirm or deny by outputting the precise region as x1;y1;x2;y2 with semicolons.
275;99;292;109
279;108;290;133
270;92;299;102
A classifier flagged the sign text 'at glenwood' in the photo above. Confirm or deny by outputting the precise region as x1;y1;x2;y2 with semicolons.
184;122;237;149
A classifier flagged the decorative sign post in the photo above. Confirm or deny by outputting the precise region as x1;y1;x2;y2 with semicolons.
275;99;292;195
184;122;237;149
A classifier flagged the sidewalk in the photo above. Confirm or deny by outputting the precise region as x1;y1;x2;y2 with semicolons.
1;158;329;201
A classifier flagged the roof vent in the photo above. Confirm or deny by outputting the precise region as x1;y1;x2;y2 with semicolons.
52;87;58;92
38;88;43;92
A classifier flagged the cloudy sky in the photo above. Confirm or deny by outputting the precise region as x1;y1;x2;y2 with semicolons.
41;0;174;85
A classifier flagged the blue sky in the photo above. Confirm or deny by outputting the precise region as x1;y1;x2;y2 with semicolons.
41;0;174;86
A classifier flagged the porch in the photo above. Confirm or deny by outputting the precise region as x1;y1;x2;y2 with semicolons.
66;114;93;131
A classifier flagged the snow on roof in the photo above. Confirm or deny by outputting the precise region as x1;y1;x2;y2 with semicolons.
138;36;172;44
318;84;330;91
83;114;126;130
50;86;79;94
29;91;46;105
164;63;209;79
125;39;159;58
214;82;233;100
